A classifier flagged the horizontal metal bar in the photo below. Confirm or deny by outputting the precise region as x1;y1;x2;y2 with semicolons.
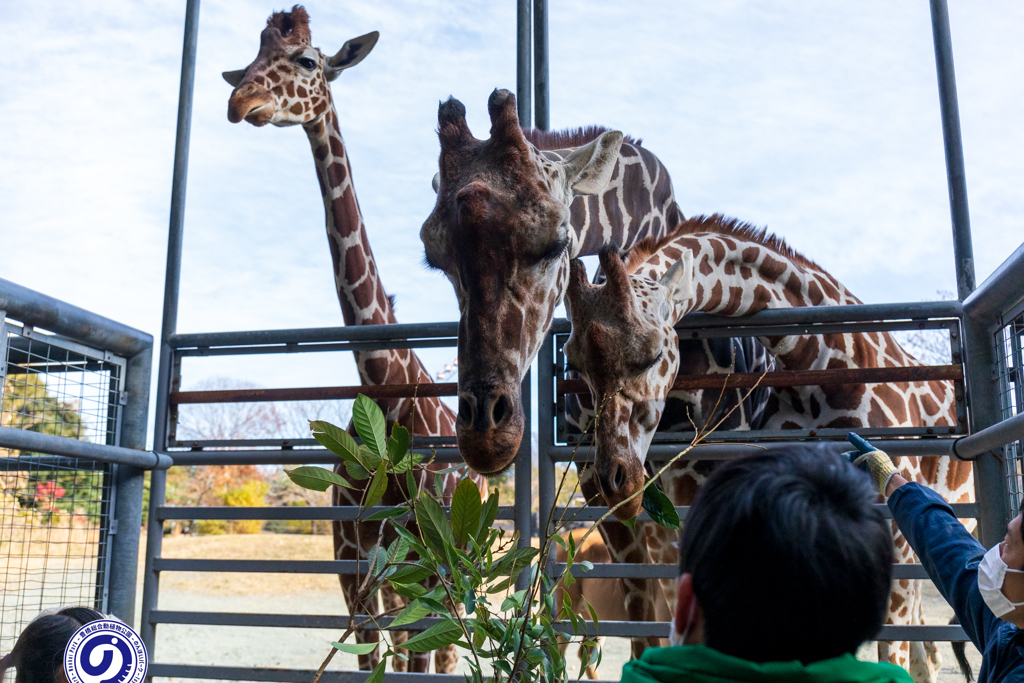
150;611;446;630
164;447;464;466
154;559;370;573
0;455;107;472
171;322;461;349
0;277;153;356
173;436;457;449
550;562;938;581
954;412;1024;459
553;503;977;524
640;426;961;443
156;505;516;521
559;365;962;396
0;426;171;469
147;665;468;683
548;438;964;463
177;338;458;357
963;240;1024;323
548;301;960;335
675;319;957;341
172;383;458;405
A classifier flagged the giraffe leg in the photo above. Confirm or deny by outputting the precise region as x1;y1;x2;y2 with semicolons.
908;579;941;683
879;523;918;680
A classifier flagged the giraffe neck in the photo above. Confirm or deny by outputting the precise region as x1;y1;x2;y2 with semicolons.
303;106;429;391
305;108;397;330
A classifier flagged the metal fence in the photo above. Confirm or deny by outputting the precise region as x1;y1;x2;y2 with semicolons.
0;278;159;652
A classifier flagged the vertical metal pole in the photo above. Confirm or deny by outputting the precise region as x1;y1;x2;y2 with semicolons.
514;369;533;592
516;0;533;129
537;335;556;576
533;0;549;131
107;347;153;624
142;0;200;661
929;0;975;300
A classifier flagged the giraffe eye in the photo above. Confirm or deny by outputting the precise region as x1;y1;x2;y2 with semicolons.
631;351;663;375
297;57;317;70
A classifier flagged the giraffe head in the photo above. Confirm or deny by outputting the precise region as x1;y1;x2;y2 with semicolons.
420;89;623;475
563;245;693;519
223;5;378;127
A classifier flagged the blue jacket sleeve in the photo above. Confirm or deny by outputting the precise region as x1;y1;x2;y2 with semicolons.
888;482;999;651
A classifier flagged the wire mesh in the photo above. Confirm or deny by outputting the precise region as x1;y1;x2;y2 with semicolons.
998;311;1024;515
0;319;122;653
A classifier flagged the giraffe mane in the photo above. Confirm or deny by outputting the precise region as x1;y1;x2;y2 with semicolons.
521;126;641;151
624;213;822;274
267;5;311;45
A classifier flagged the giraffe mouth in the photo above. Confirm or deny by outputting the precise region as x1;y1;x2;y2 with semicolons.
243;103;274;126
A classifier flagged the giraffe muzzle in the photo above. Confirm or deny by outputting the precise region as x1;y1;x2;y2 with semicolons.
227;84;274;126
455;384;523;475
597;456;645;520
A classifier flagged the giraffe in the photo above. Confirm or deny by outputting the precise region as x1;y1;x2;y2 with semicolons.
420;89;683;476
223;6;481;673
562;214;974;683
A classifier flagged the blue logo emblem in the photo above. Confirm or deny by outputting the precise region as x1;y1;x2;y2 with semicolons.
64;620;148;683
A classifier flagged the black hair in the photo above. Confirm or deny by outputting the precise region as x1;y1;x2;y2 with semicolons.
0;607;105;683
679;446;893;664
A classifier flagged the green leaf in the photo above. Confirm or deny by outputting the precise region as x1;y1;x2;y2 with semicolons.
621;515;637;531
331;641;379;655
389;563;433;585
435;462;468;475
388;581;427;599
310;420;362;464
368;544;387;576
388;424;410;466
285;466;354;491
387;536;410;565
365;506;409;522
365;658;386;683
364;466;389;509
500;589;528;613
642;478;680;530
474;488;500;544
390;599;431;628
405;466;417;494
400;619;464;652
584;594;600;633
417;491;454;556
464;588;477;615
353;394;388;461
358;444;382;470
346;460;370;481
450;478;482;547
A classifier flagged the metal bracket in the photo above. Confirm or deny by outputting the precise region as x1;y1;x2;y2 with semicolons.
109;519;119;535
119;392;128;406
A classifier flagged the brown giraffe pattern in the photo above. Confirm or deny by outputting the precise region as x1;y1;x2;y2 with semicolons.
420;89;682;476
563;214;975;683
224;7;483;673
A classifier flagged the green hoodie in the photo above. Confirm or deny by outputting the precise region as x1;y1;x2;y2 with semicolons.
620;645;913;683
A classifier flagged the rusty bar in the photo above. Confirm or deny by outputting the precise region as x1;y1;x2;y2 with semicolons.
558;364;963;396
170;382;458;405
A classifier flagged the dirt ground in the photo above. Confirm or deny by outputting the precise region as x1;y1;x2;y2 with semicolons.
133;533;983;683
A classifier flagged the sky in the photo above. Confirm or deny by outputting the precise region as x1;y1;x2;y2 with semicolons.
2;1;1023;439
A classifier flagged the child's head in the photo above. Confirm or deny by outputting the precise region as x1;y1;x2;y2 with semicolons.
0;607;105;683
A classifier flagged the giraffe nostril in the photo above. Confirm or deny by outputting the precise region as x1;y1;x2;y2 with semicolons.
612;463;626;491
458;396;473;425
491;394;509;425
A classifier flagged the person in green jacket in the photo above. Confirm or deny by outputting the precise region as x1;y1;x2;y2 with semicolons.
621;446;913;683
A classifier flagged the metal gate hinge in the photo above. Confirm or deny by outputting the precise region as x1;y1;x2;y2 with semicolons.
119;391;128;406
109;519;119;535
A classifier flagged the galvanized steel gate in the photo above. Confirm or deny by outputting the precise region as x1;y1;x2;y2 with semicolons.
140;0;1024;680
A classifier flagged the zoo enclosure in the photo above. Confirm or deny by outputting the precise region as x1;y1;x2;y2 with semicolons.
0;277;160;653
137;0;1024;680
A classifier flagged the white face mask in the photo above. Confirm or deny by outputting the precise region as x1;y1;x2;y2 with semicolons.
670;597;697;646
978;543;1024;618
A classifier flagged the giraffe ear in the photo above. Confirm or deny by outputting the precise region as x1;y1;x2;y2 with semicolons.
325;31;379;81
659;251;695;305
560;130;623;197
222;69;247;87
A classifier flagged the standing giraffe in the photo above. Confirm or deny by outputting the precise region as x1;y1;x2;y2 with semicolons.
420;89;683;476
223;7;479;673
562;214;974;683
